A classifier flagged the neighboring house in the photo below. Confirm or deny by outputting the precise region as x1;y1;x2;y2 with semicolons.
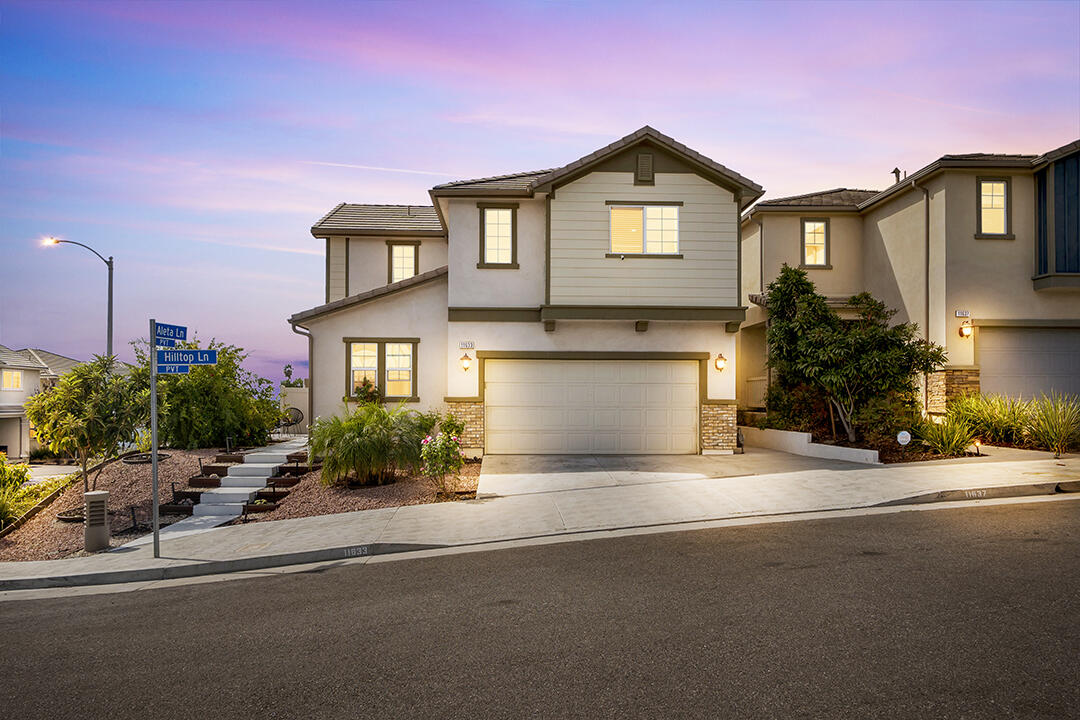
0;344;47;459
16;348;84;390
739;139;1080;413
290;127;762;455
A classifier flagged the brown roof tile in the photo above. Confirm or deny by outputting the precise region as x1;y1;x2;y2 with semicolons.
311;204;444;236
755;188;880;209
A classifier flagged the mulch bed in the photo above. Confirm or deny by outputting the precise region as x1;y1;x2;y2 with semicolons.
0;448;218;562
811;437;976;464
232;463;482;525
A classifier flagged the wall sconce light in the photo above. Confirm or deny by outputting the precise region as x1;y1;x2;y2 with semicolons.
460;353;472;372
959;320;973;338
714;353;727;371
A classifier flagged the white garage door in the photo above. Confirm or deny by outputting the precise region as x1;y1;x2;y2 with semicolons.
979;328;1080;398
484;359;699;454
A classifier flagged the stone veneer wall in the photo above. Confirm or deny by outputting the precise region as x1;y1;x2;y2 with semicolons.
444;400;484;450
927;367;981;415
701;403;738;452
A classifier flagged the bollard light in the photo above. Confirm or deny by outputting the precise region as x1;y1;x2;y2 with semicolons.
84;490;110;552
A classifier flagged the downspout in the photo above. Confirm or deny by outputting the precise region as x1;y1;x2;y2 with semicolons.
290;321;313;433
758;218;771;398
913;179;931;415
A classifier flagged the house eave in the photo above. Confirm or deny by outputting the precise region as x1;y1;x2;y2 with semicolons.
289;266;448;326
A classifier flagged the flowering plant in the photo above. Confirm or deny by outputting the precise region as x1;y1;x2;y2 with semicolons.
420;432;465;496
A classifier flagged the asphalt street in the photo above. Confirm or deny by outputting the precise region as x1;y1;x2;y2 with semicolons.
3;499;1078;719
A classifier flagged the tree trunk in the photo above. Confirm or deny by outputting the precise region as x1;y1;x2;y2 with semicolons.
80;452;89;493
832;399;856;443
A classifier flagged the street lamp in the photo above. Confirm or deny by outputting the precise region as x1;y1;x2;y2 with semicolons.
43;237;114;359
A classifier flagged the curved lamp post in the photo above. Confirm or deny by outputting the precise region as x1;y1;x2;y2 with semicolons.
43;237;114;359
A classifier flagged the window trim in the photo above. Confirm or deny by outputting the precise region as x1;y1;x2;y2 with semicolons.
386;240;420;284
607;204;681;256
1;369;22;391
343;337;420;403
799;217;832;269
477;202;519;269
976;176;1014;240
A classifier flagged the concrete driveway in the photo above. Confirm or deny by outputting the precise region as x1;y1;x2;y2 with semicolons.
477;448;864;497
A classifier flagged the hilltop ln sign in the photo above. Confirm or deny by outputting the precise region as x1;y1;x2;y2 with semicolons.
148;318;218;558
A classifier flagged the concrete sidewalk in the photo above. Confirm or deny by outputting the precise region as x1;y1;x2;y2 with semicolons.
0;455;1076;591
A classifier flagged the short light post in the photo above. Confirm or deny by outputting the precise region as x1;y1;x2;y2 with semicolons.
43;237;114;358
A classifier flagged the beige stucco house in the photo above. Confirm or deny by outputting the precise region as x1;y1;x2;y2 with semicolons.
290;127;762;455
738;139;1080;413
0;345;47;459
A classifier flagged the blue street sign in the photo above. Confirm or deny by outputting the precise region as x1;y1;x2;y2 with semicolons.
156;349;217;366
157;365;189;374
155;322;187;342
156;337;180;348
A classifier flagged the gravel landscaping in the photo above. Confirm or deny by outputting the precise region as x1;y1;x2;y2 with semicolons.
0;448;217;562
233;462;482;524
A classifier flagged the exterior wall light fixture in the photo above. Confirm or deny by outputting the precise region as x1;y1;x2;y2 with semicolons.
959;320;974;338
460;353;472;372
714;353;727;371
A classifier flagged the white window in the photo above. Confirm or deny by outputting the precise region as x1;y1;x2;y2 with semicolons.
385;343;414;398
483;208;514;264
349;343;377;396
609;206;679;255
979;179;1008;236
802;219;828;266
1;370;21;390
390;244;416;283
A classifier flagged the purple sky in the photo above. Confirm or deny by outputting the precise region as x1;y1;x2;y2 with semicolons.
1;0;1077;381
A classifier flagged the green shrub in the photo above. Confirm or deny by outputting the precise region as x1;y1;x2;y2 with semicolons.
917;417;974;456
762;383;832;438
947;393;1029;446
0;452;31;490
0;457;69;529
28;446;61;462
1026;392;1080;458
853;392;921;448
309;402;435;486
440;413;466;439
421;432;465;496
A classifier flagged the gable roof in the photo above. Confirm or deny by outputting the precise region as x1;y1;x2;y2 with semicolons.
529;126;763;201
311;203;444;237
755;188;880;209
0;344;47;371
430;169;555;195
289;266;448;325
1033;139;1080;169
18;348;83;378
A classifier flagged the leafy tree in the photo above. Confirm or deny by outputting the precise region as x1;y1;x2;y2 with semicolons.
281;364;305;388
24;356;146;491
765;265;946;442
131;339;282;449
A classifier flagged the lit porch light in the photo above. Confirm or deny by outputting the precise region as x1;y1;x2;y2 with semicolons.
460;353;472;372
959;320;974;338
714;353;727;371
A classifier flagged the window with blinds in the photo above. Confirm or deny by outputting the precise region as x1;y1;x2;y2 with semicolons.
609;205;679;254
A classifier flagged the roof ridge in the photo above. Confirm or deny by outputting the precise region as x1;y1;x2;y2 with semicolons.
757;187;880;205
337;203;436;208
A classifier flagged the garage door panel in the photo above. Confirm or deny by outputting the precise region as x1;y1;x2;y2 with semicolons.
980;328;1080;398
484;359;699;455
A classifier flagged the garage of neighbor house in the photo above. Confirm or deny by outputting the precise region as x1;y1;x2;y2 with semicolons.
483;359;700;455
977;327;1080;398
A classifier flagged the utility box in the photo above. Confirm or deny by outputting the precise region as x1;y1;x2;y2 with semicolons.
84;490;109;552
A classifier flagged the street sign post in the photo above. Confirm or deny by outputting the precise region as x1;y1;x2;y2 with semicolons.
149;319;215;558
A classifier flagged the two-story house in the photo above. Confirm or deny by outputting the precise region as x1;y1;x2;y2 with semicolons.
289;127;763;455
738;139;1079;413
0;344;47;459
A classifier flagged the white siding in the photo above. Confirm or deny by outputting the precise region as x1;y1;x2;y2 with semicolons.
549;172;739;306
327;238;347;302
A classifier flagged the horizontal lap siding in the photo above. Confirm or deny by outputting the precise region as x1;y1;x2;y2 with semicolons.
550;172;739;306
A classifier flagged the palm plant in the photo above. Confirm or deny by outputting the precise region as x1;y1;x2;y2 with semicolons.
917;417;975;456
947;393;1029;446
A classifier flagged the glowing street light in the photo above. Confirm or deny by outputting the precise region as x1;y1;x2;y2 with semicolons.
42;236;114;359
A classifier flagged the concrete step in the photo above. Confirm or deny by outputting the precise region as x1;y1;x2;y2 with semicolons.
244;453;290;464
227;463;280;477
221;475;272;487
193;502;245;517
199;487;261;503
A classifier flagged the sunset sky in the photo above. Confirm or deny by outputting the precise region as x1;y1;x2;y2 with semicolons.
1;0;1077;381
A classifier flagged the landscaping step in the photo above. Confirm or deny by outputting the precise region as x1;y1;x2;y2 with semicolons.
221;475;274;487
243;453;290;465
198;487;263;504
227;463;281;477
192;502;245;517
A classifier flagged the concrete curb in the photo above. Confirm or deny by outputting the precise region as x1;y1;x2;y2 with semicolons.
0;482;1068;591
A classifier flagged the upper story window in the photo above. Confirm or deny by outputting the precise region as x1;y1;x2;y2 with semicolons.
478;203;518;268
977;177;1012;238
1;370;22;390
801;218;830;268
388;242;418;283
608;204;680;256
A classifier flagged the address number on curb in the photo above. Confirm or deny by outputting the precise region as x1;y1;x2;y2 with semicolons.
345;545;371;558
